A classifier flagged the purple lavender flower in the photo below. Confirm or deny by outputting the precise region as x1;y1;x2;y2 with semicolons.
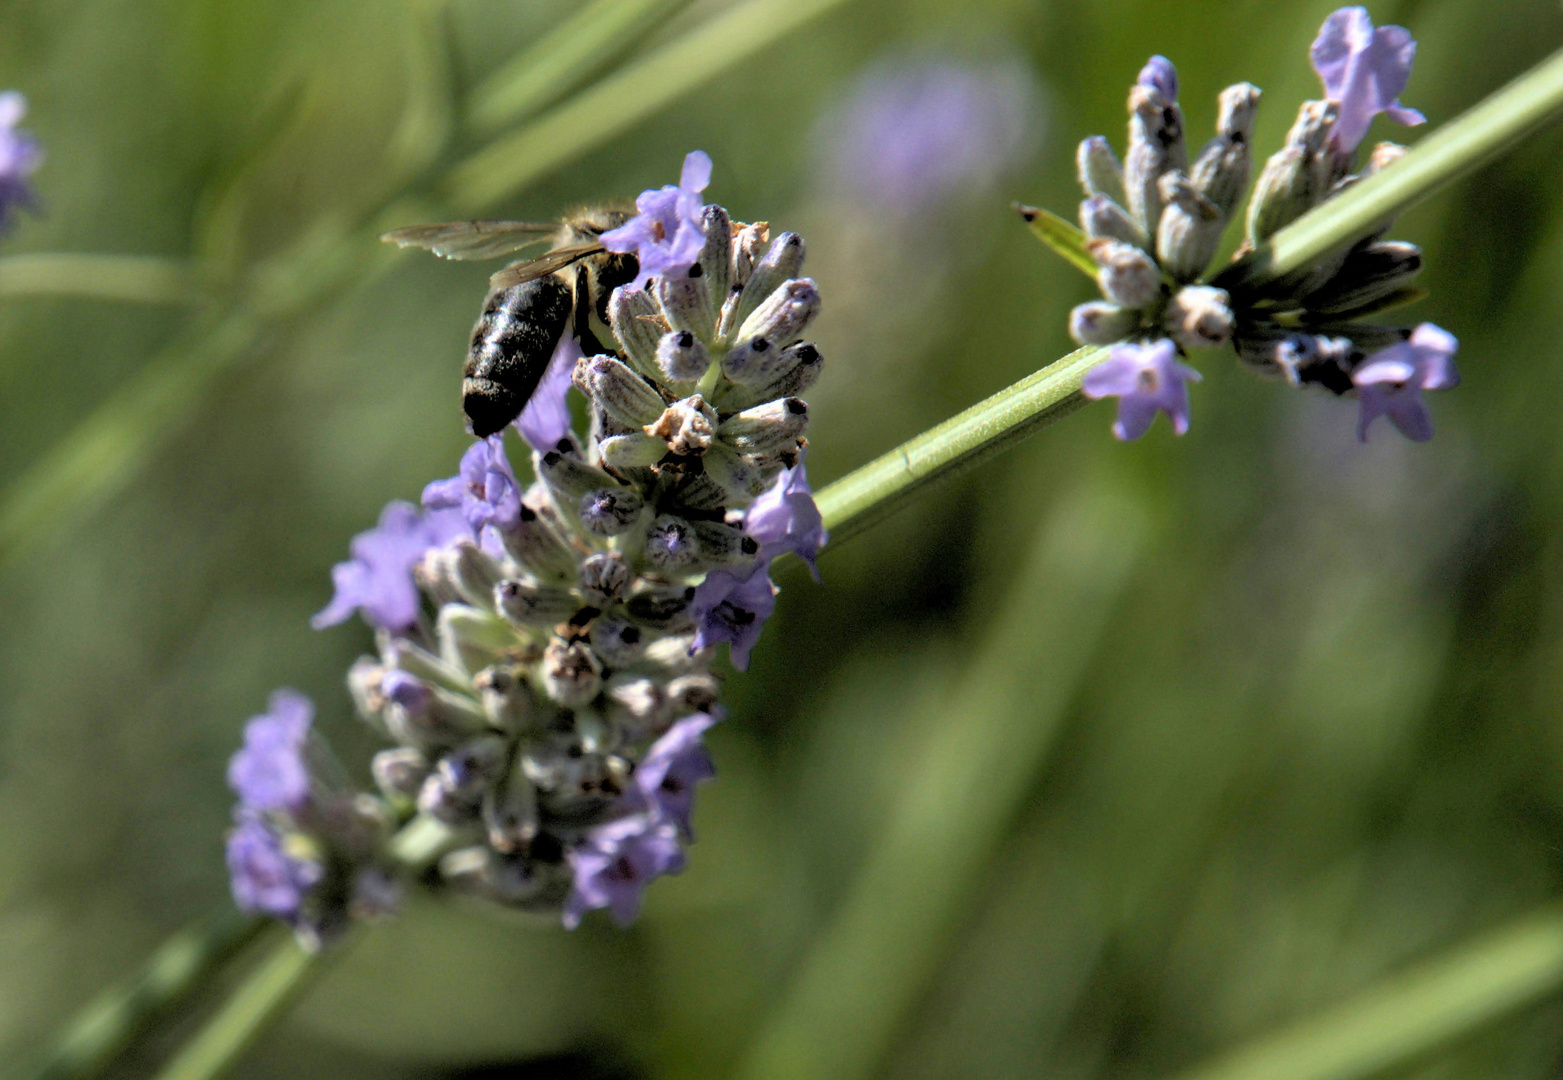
600;151;711;290
1081;339;1203;440
563;814;686;928
0;93;41;231
1137;55;1178;102
422;436;522;533
313;501;469;632
817;48;1040;216
633;713;718;837
517;332;582;451
1353;322;1459;443
689;565;778;672
227;690;314;812
1311;7;1426;155
227;810;322;919
743;454;828;580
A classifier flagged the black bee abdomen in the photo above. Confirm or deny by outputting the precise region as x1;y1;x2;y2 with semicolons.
463;275;574;437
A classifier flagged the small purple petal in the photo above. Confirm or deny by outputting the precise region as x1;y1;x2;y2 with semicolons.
1311;7;1424;154
517;332;582;451
563;815;686;928
227;810;322;918
743;454;828;579
679;150;713;193
422;437;522;533
633;713;718;837
1353;322;1458;442
0;91;41;232
600;152;712;289
1137;55;1179;101
313;501;468;632
227;690;314;811
689;565;778;672
1082;340;1202;441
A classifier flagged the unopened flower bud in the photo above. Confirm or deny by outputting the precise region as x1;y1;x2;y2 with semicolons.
380;637;468;696
718;342;823;412
483;752;539;854
598;431;669;469
645;395;718;457
1303;240;1422;314
1155;171;1222;283
1189;83;1260;216
495;578;580;626
702;440;770;500
696;204;733;309
692;520;760;565
718;397;809;455
437;604;523;676
607;284;667;380
1163;285;1234;349
542;638;604;707
437;539;504;610
372;747;429;802
1089;238;1162;309
1364;141;1406;176
472;663;536;731
737;278;820;349
383;669;488;750
578;487;645;537
497;502;578;581
1247;100;1336;243
624;582;696;629
656;272;716;343
578;551;632;604
666;674;720;715
732;231;805;335
1274;333;1356;392
590;619;645;666
1077;135;1126;204
1080;194;1148;248
436;735;508;800
644;514;699;570
575;355;665;428
1070;301;1140;345
656;329;710;383
349;657;389;724
729;221;770;291
537;448;620;506
1124;79;1187;236
528;749;628;819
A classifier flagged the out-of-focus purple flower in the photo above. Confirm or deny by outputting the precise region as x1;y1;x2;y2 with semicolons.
1137;55;1178;101
817;48;1041;216
227;690;314;812
1311;7;1425;154
227;810;322;919
517;332;582;451
313;501;468;632
743;454;828;580
563;814;685;928
1353;322;1458;443
0;93;41;231
1082;339;1203;440
689;565;778;672
422;436;522;533
601;151;711;290
633;713;717;837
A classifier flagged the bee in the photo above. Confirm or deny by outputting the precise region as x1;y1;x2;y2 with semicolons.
382;209;640;437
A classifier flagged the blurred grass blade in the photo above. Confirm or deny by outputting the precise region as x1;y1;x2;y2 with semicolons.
1225;45;1563;289
0;255;200;304
739;485;1148;1080
385;0;458;178
11;910;261;1080
465;0;687;135
444;0;857;211
1015;202;1097;279
1172;905;1563;1080
150;933;330;1080
816;345;1105;545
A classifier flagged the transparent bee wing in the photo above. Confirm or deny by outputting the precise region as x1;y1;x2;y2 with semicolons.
379;221;557;261
488;243;605;290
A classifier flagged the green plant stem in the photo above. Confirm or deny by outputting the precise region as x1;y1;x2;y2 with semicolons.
443;0;855;212
814;345;1104;544
1226;46;1563;287
0;255;200;304
10;909;263;1080
465;0;686;135
1172;905;1563;1080
148;930;326;1080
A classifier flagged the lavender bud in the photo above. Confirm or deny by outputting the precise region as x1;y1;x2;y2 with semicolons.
575;355;665;428
537;448;620;505
1155;171;1222;283
1163;285;1234;349
483;753;538;854
1080;195;1147;249
495;578;580;626
606;676;667;731
1069;301;1140;345
380;637;469;696
1089;239;1162;309
702;441;770;500
691;520;761;564
472;663;537;731
696;204;733;310
667;673;720;715
644;395;718;457
498;502;578;581
624;582;696;629
1303;241;1422;314
718;397;809;455
579;551;632;604
730;221;770;289
372;747;429;802
598;432;669;469
644;515;699;571
732;232;806;334
1365;141;1406;176
656;329;710;383
737;278;820;349
1124;79;1187;236
578;487;645;538
1076;135;1126;205
437;736;508;800
1274;333;1356;392
438;604;523;675
383;670;487;750
1190;83;1260;216
1247;101;1336;244
717;342;823;412
541;638;604;707
438;539;504;610
528;750;628;820
607;286;666;378
656;272;716;344
590;619;645;666
348;657;389;724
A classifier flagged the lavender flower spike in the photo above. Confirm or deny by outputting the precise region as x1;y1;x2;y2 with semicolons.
744;453;828;579
227;690;314;812
227;810;322;918
517;332;582;451
564;815;686;928
1353;322;1459;443
601;151;712;290
633;713;718;838
313;501;468;632
1082;339;1203;440
689;565;778;672
1311;7;1425;154
422;436;523;533
0;92;41;231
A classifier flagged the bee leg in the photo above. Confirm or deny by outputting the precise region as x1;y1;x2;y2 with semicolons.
573;264;610;356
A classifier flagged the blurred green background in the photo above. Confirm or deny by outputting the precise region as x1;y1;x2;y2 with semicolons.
3;0;1563;1077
